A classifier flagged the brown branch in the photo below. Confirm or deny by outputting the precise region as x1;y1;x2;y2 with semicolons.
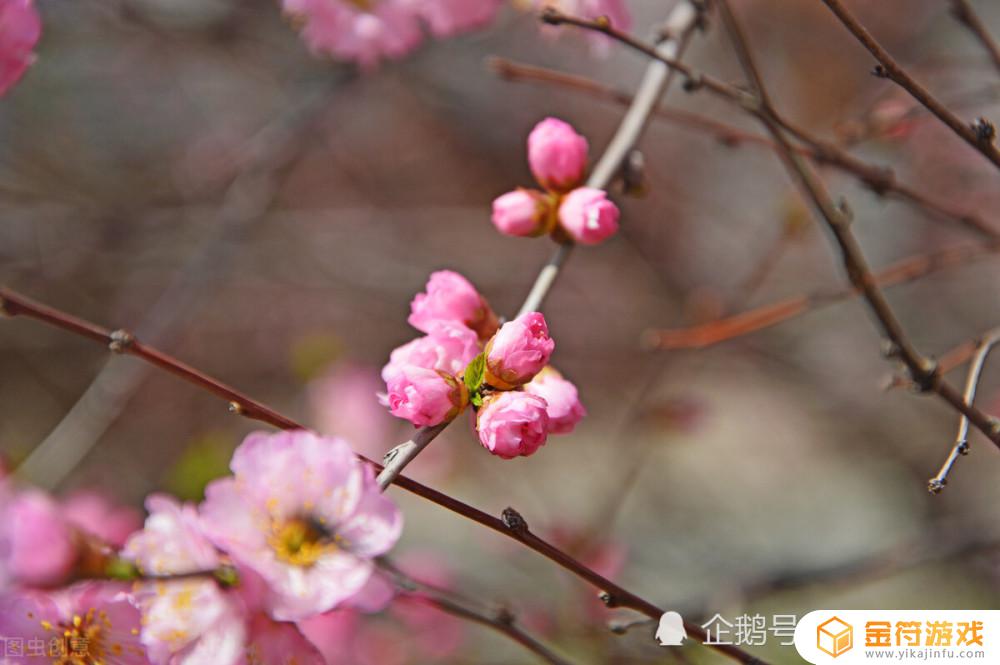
544;7;1000;452
645;240;1000;349
819;0;1000;171
928;327;1000;493
950;0;1000;76
0;287;765;664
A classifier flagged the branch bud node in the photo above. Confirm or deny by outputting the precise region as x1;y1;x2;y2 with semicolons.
108;329;135;353
501;507;529;535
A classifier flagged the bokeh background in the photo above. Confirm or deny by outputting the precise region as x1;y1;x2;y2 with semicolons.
2;0;1000;662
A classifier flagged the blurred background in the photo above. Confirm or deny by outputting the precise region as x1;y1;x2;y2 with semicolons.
2;0;1000;662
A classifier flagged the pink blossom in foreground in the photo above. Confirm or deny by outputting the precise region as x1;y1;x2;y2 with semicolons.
476;391;550;458
408;270;497;340
385;365;467;427
0;487;76;588
125;495;244;665
62;490;142;549
382;322;479;384
527;117;589;193
557;186;620;245
523;367;586;434
491;188;552;237
484;312;555;389
200;431;402;621
0;0;41;97
0;582;147;664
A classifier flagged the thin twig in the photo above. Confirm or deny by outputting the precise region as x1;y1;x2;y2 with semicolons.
0;288;766;664
376;0;704;490
928;327;1000;493
949;0;1000;76
819;0;1000;171
546;7;1000;452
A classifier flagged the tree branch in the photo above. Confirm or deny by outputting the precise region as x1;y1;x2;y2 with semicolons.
949;0;1000;76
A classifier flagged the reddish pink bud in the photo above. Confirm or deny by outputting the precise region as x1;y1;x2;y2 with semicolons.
491;189;552;237
386;365;468;427
523;367;586;434
527;117;588;193
0;0;41;97
484;312;555;389
476;391;550;459
558;187;620;245
408;270;498;340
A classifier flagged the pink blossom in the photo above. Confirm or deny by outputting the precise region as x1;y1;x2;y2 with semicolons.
405;0;502;38
382;322;479;384
484;312;555;389
523;367;586;434
476;391;550;458
0;487;76;588
245;613;324;665
557;187;620;245
527;117;588;193
0;0;41;97
408;270;497;340
309;363;396;455
282;0;423;70
62;490;142;549
200;431;402;621
385;365;467;427
535;0;631;52
491;188;552;237
0;582;147;663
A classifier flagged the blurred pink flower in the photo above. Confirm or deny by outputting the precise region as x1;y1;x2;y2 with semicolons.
0;582;146;663
491;188;551;237
382;322;479;384
527;117;589;193
404;0;503;38
200;431;402;621
62;490;142;549
0;0;41;96
0;487;76;589
309;363;396;455
524;367;586;434
476;391;550;458
245;613;324;665
408;270;497;340
557;186;620;245
535;0;631;52
385;365;467;427
485;312;555;389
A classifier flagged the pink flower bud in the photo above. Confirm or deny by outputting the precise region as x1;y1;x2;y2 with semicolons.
0;0;41;97
386;365;468;427
527;117;588;193
523;367;586;434
382;322;480;384
491;189;552;237
558;187;620;245
409;270;499;340
476;391;550;458
484;312;555;389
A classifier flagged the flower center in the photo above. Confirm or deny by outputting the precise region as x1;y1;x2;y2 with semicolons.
344;0;373;11
38;609;117;664
269;517;333;567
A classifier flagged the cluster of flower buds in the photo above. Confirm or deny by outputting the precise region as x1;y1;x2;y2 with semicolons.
383;271;586;457
492;117;621;245
0;430;403;665
0;0;41;97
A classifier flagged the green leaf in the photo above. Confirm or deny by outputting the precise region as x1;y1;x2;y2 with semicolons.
470;393;484;408
464;353;486;395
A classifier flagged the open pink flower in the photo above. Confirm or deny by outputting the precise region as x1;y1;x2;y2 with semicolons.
385;365;467;427
557;187;620;245
200;431;402;621
523;367;586;434
62;490;142;549
408;270;498;340
476;391;550;458
0;582;146;664
484;312;555;389
0;0;41;97
382;322;479;384
491;188;551;237
0;487;76;589
528;117;589;193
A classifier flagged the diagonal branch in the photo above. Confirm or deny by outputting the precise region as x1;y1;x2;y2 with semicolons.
949;0;1000;76
0;287;766;664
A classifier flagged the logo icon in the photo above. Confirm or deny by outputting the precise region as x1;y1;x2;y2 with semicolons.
656;611;687;646
817;616;853;658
